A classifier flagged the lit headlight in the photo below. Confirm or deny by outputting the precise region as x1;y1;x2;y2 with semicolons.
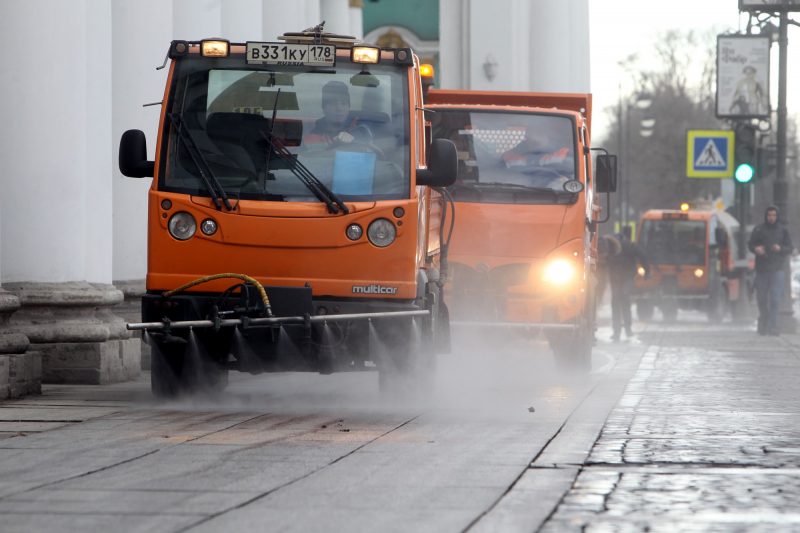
367;218;396;247
694;268;704;278
543;259;575;285
201;39;229;57
168;212;196;241
351;46;380;64
638;267;646;277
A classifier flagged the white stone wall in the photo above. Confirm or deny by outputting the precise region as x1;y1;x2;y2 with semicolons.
439;0;590;93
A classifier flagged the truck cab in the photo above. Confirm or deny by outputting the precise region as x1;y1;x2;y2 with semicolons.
118;29;457;396
634;208;742;321
425;89;616;368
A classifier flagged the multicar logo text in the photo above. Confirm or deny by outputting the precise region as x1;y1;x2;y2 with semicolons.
352;284;398;295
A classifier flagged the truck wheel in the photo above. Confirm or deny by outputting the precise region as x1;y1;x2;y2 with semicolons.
661;300;678;322
551;316;592;373
150;336;229;398
150;344;182;398
637;301;655;321
378;293;438;397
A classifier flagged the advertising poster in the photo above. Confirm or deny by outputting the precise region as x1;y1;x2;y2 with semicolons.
716;35;771;119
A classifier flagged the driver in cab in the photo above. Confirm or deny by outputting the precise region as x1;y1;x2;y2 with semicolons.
305;81;372;146
500;130;572;188
502;132;570;169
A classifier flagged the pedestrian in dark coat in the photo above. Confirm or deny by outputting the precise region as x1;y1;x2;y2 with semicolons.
608;232;649;341
748;205;793;336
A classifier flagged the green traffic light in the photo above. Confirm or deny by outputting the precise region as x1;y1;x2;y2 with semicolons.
734;163;755;183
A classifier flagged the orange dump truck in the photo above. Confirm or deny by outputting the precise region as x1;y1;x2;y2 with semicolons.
634;208;743;321
426;89;617;367
118;28;457;396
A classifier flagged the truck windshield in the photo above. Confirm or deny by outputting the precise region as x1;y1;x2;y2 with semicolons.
639;219;707;265
432;110;578;204
161;58;410;202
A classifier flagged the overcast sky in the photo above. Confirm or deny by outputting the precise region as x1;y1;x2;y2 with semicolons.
588;0;800;141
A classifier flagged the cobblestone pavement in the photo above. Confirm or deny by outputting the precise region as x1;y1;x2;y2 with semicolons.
542;315;800;532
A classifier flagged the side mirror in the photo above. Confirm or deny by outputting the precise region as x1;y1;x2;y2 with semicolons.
119;129;155;178
417;139;457;187
595;154;617;193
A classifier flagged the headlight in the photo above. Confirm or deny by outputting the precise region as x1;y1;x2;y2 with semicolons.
346;223;363;241
168;212;196;241
201;39;230;57
200;218;217;236
638;267;646;277
367;218;396;247
694;268;704;278
351;46;380;64
542;259;575;285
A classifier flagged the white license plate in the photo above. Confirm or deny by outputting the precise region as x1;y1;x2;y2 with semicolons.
246;42;335;67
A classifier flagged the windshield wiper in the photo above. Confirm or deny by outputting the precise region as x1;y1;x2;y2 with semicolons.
472;182;561;201
261;133;349;215
168;113;233;211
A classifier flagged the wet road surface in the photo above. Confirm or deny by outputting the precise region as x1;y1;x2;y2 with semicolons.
2;312;799;532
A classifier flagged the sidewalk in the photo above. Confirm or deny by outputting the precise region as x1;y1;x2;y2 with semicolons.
543;322;800;531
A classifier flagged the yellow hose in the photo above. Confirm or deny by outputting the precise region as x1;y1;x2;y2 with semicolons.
164;273;272;316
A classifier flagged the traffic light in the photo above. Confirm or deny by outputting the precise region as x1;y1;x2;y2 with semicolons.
734;124;757;184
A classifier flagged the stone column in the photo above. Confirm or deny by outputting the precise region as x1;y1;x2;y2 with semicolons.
173;0;221;39
0;289;38;399
439;0;468;89
221;0;261;41
112;0;173;374
528;0;589;92
0;0;138;385
348;0;363;40
320;0;350;35
262;0;309;40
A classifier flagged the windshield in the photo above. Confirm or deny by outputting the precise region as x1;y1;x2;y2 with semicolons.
161;57;410;202
431;110;578;204
639;219;707;265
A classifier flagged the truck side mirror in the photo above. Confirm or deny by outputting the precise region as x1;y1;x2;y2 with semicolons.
119;129;155;178
417;139;457;187
595;154;617;193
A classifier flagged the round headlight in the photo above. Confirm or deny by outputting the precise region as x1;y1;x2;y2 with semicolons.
200;218;218;236
542;259;575;285
168;212;196;241
367;218;397;248
346;223;363;241
694;268;704;278
637;267;646;277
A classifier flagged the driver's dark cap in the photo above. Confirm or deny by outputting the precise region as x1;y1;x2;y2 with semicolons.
322;81;350;106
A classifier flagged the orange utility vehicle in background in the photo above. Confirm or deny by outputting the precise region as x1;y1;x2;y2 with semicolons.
426;88;617;367
634;207;743;321
118;26;457;396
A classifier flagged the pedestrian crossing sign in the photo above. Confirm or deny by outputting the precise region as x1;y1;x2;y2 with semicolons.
686;130;735;178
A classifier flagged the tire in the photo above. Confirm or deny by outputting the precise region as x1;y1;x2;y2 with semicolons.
150;335;229;399
378;287;438;397
150;344;181;398
661;300;678;322
637;301;655;321
551;315;592;373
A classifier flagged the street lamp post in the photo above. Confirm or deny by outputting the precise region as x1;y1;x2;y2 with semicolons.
618;92;654;237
